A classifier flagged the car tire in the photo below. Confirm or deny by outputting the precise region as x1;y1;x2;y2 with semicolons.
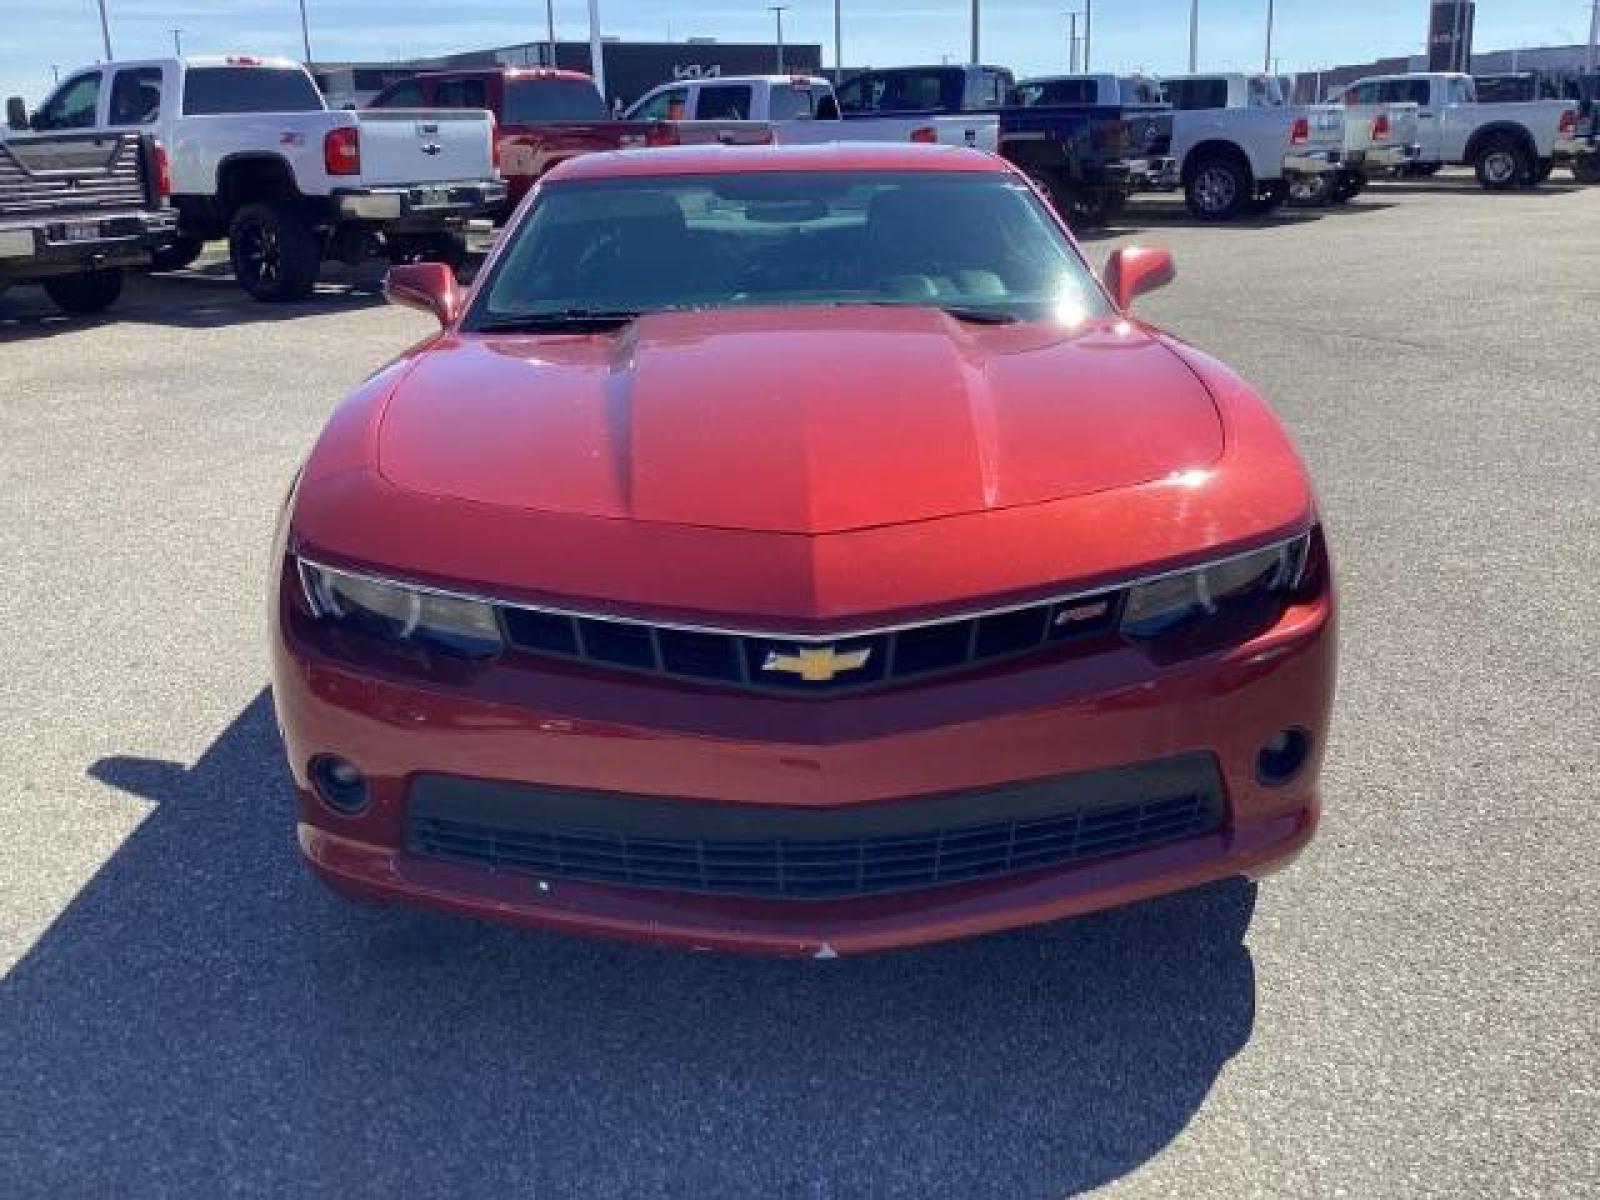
228;201;322;302
1332;173;1365;204
148;235;206;272
1533;158;1555;183
1573;155;1600;184
1185;152;1251;220
1473;135;1528;190
41;268;124;314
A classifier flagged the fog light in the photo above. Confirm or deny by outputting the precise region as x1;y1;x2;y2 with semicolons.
1256;728;1311;786
310;754;369;814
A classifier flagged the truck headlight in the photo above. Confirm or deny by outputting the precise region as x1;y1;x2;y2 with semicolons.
1121;533;1310;638
297;560;504;658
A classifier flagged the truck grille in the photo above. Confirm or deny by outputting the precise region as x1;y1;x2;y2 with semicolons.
404;755;1225;900
0;133;149;220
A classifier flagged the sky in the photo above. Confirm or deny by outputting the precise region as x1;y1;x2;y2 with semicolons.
1;0;1594;103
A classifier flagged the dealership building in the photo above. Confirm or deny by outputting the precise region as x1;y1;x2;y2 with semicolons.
313;39;823;110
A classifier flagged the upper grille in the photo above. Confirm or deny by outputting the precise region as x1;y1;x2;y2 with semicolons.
498;586;1126;694
0;133;150;220
405;754;1225;900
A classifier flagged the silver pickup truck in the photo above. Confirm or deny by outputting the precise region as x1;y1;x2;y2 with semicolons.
0;127;176;313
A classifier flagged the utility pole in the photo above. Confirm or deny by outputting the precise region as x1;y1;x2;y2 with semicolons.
770;5;788;71
1263;0;1274;74
1068;12;1078;72
588;0;605;97
546;0;556;66
1587;0;1598;73
834;0;842;81
970;0;979;64
96;0;113;59
297;0;313;65
1188;0;1199;71
171;28;182;55
1083;0;1091;71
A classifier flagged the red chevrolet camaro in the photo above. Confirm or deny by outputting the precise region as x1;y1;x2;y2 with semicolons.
270;144;1335;957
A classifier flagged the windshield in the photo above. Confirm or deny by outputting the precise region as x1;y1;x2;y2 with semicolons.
465;170;1108;329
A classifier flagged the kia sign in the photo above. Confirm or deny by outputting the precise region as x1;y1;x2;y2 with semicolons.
1427;1;1475;73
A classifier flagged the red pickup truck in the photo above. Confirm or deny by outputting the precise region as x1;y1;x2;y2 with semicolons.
368;68;667;215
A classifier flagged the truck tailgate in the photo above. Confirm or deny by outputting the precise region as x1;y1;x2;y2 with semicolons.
0;132;155;220
352;110;496;184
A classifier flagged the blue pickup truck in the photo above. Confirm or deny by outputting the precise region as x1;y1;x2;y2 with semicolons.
998;75;1171;226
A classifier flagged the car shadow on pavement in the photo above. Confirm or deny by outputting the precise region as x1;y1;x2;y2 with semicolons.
4;689;1259;1199
0;268;387;341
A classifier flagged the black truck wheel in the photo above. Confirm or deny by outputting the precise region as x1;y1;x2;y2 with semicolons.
228;201;321;302
42;268;124;314
1573;155;1600;184
1534;158;1555;183
1185;152;1250;220
1473;135;1528;190
1247;180;1288;215
149;235;206;272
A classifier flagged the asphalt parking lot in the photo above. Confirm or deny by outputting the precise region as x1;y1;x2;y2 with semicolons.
2;172;1596;1198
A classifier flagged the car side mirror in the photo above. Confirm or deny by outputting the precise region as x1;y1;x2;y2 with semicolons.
384;263;462;327
6;96;28;131
1103;245;1176;311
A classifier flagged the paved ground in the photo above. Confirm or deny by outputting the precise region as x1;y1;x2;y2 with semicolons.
2;173;1596;1198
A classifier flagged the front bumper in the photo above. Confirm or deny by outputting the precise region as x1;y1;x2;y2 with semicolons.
1283;149;1343;176
0;208;177;280
275;565;1335;956
333;179;509;224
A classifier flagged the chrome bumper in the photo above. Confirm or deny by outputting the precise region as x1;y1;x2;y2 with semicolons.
335;179;508;223
1554;136;1597;162
1283;150;1343;176
1127;157;1179;191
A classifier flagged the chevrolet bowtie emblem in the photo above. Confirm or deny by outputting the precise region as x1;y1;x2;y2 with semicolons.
761;644;872;682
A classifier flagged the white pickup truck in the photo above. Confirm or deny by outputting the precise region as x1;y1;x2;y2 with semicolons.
1330;73;1589;188
6;56;505;300
627;69;1007;150
1154;73;1347;218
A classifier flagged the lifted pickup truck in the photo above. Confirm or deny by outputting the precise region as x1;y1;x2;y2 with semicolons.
1331;73;1589;188
370;68;662;216
8;55;504;300
1001;76;1167;225
0;127;175;313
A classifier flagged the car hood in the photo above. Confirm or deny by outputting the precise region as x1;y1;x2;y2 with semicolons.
376;307;1223;535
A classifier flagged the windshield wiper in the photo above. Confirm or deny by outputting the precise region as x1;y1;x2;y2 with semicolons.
474;308;642;333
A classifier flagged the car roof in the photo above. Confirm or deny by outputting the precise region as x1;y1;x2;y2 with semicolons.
545;143;1008;182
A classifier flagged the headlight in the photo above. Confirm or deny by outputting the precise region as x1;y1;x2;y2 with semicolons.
1121;534;1310;638
297;561;504;658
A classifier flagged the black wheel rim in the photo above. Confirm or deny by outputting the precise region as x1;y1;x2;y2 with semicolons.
238;219;282;287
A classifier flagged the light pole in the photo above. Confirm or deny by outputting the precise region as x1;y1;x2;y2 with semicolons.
969;0;979;64
546;0;557;66
834;0;842;80
96;0;112;59
770;5;788;71
1188;0;1199;71
171;27;182;55
1587;0;1597;73
297;0;313;65
1083;0;1091;71
1067;11;1078;72
1263;0;1273;74
588;0;605;98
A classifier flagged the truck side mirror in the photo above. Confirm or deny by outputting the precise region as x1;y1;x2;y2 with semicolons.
384;263;462;327
1103;245;1176;311
5;96;28;131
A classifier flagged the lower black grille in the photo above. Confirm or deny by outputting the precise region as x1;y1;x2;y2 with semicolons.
405;755;1225;900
